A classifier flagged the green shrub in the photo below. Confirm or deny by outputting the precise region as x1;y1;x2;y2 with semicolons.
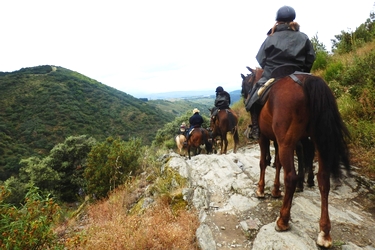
84;137;143;199
347;120;375;148
0;185;63;249
323;61;344;82
312;50;330;71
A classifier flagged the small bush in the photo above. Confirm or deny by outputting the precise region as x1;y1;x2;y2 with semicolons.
312;50;330;71
0;185;63;249
323;61;344;82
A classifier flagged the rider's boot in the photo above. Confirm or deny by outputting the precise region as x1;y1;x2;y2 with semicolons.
184;131;189;145
250;108;260;140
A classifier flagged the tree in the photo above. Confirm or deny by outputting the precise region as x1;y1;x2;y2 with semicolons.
17;135;96;202
310;34;330;71
84;137;143;199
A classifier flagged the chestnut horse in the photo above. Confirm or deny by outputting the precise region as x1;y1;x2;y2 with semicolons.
186;127;212;160
241;67;350;248
209;109;239;154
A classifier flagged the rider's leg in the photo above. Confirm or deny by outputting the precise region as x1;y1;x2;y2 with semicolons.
250;105;260;140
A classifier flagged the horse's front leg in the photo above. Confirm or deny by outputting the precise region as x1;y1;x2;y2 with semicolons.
303;138;315;187
316;158;332;248
187;145;191;160
276;146;298;231
256;136;269;198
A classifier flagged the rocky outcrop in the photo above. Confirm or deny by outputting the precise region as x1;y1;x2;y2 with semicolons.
167;145;375;250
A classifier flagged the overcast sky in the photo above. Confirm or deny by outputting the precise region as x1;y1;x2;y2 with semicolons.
1;1;374;98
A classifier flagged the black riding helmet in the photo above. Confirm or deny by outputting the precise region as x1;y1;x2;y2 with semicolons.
276;6;296;22
216;86;224;92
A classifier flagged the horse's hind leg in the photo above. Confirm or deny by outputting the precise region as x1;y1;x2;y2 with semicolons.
223;135;228;154
224;137;228;154
295;141;305;192
275;146;298;232
316;158;332;248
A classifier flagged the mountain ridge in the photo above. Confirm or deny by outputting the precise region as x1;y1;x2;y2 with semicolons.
0;65;176;180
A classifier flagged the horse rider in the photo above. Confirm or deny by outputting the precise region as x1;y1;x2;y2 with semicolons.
178;122;187;135
186;108;204;141
211;86;231;117
247;5;316;140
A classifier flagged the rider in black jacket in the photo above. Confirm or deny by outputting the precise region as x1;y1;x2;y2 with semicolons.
249;6;316;140
186;108;204;140
212;86;231;116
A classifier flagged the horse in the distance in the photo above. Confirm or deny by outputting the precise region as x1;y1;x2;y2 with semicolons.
209;109;239;154
175;134;186;156
186;128;212;159
241;66;350;248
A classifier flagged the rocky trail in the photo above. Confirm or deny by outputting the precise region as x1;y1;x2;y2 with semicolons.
167;144;375;250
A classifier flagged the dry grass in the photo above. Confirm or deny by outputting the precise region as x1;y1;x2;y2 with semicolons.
349;145;375;180
61;171;200;250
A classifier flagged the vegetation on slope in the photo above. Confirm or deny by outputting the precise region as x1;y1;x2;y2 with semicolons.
0;65;174;180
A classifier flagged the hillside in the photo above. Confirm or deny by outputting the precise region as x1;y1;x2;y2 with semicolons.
0;65;176;180
149;89;242;118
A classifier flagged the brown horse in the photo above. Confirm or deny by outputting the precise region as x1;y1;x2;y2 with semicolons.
241;67;350;248
209;109;239;154
186;127;212;160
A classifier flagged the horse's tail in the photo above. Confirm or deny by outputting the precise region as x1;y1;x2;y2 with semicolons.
303;75;351;178
201;129;213;153
233;126;239;145
227;111;240;145
227;111;236;131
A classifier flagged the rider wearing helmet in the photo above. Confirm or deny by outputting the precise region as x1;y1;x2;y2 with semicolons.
212;86;231;116
247;6;316;140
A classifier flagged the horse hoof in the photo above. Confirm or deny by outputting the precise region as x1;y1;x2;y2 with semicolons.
296;186;304;193
275;217;290;231
316;231;332;248
256;190;265;198
271;190;282;198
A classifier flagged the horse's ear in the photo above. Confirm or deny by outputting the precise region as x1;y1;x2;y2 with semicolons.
208;108;212;112
247;66;257;74
241;73;245;80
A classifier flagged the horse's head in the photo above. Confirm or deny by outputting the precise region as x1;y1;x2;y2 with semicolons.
241;66;263;101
